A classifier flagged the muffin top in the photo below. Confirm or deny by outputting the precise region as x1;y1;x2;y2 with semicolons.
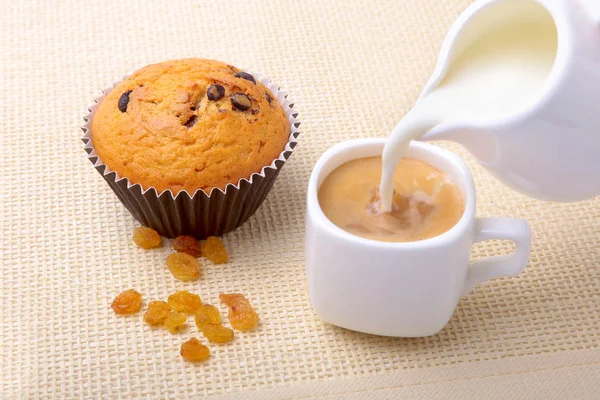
91;58;290;194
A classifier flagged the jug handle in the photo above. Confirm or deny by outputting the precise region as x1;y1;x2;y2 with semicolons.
579;0;600;23
461;218;531;296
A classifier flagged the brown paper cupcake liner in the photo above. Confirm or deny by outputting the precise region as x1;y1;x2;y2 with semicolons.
82;71;300;239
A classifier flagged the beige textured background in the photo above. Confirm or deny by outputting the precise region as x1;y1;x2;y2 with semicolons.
1;0;599;398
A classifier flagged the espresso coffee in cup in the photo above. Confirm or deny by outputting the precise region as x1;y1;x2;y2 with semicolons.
318;156;464;243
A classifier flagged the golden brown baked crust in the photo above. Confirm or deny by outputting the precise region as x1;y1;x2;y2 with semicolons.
91;58;290;194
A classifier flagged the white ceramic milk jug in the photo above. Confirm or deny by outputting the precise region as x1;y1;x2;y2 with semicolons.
416;0;600;202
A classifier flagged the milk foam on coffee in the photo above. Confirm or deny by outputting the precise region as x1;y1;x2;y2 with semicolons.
318;157;464;243
380;15;558;212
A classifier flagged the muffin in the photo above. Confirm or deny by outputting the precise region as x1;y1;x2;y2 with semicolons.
83;58;299;238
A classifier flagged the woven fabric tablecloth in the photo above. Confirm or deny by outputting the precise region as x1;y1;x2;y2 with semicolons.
1;0;599;398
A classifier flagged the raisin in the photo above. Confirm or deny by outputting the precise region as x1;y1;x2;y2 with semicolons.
111;289;142;315
143;300;171;325
234;71;256;84
118;90;132;113
166;252;201;281
132;227;161;249
171;235;202;257
194;304;221;331
164;312;188;333
207;84;225;101
201;236;229;264
168;290;202;314
265;92;272;103
219;293;259;331
180;338;210;362
203;324;234;344
231;93;252;111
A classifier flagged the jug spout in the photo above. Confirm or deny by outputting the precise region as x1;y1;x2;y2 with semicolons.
419;124;463;143
420;125;498;165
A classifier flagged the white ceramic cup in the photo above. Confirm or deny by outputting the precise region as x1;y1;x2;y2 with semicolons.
305;139;531;337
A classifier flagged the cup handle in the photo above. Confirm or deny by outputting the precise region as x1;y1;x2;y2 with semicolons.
462;218;531;296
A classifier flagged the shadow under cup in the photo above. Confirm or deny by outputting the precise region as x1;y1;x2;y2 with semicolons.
305;138;478;337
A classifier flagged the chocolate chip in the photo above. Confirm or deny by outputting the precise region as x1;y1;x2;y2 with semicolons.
207;84;225;101
235;72;256;84
184;115;197;128
231;93;252;111
118;90;132;113
265;93;272;103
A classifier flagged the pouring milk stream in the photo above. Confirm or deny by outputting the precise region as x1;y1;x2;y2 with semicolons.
379;0;600;211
